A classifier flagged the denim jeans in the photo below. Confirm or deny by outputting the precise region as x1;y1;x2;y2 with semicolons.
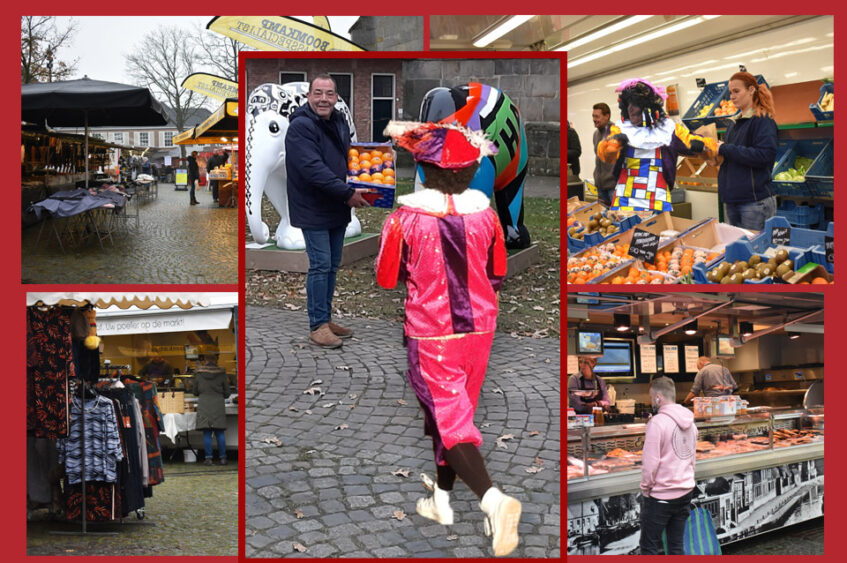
597;187;615;206
302;226;346;331
639;491;693;555
203;428;226;460
723;195;777;231
189;178;197;201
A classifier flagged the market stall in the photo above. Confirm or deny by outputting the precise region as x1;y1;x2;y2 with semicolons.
566;292;824;555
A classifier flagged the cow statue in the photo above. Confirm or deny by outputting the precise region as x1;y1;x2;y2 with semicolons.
246;82;361;250
417;83;531;249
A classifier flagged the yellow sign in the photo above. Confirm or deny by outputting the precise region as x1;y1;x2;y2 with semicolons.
312;16;331;30
207;16;365;52
181;73;239;102
175;170;188;185
174;129;195;145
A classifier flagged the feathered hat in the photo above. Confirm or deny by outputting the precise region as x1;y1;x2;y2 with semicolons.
383;121;498;169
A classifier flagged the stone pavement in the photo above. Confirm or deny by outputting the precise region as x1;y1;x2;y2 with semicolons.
22;183;237;284
245;306;561;558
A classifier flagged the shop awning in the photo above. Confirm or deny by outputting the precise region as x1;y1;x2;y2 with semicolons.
174;100;238;145
95;306;234;336
26;292;212;309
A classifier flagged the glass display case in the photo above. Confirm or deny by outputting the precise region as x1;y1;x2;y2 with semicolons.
567;408;823;481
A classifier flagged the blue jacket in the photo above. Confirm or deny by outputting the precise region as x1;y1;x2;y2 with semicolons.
285;103;354;230
717;114;778;204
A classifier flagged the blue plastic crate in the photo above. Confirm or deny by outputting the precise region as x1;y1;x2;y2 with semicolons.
692;241;807;284
809;83;834;121
775;200;826;229
711;75;769;129
806;140;833;200
747;216;833;255
772;139;827;198
348;180;396;208
681;80;728;131
582;213;644;247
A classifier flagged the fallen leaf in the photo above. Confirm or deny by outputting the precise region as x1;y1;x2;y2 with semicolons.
525;466;545;474
492;387;504;395
305;410;312;415
534;457;545;465
334;423;349;430
446;534;458;541
349;393;358;400
322;402;336;408
336;365;351;371
294;509;304;519
261;436;282;447
393;510;406;521
481;423;491;428
284;303;302;311
528;431;540;437
288;406;298;412
495;433;515;449
292;542;307;552
532;306;544;311
303;387;322;395
310;379;323;386
392;468;411;478
397;399;408;405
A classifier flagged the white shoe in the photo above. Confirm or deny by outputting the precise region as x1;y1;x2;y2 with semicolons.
416;473;454;525
480;487;522;557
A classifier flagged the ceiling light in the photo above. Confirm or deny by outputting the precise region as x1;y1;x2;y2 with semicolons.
568;16;722;69
684;319;698;335
472;15;534;48
614;313;631;332
789;334;801;340
555;15;651;52
740;322;754;337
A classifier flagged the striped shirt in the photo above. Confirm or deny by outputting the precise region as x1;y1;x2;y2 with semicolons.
57;396;124;484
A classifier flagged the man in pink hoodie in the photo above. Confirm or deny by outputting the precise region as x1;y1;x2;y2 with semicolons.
639;376;698;554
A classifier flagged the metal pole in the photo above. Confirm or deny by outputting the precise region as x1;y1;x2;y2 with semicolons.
85;111;89;189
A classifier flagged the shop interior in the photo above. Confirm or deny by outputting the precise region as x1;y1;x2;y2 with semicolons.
567;292;824;553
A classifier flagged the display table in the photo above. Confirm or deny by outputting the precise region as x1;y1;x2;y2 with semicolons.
159;404;239;451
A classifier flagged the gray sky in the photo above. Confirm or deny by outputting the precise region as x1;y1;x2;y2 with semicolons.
53;16;358;85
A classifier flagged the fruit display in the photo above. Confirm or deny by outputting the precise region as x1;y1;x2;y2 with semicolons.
774;156;815;182
347;146;396;186
567;210;629;240
646;246;720;277
713;99;738;116
605;267;677;285
567;243;632;284
696;103;715;118
819;91;834;112
705;249;795;283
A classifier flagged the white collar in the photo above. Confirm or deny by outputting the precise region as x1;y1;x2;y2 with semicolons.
618;118;676;149
398;188;491;215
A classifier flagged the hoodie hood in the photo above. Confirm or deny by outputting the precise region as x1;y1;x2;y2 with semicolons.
658;403;694;431
197;365;226;379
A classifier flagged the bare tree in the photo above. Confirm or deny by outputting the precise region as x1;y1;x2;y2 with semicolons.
191;22;249;83
126;26;206;157
21;16;78;83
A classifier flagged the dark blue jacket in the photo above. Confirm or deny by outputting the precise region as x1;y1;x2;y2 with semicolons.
717;114;778;204
285;103;354;230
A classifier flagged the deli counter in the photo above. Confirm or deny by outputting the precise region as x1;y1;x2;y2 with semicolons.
567;408;824;554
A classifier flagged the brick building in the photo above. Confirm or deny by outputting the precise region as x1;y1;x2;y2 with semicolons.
245;57;560;176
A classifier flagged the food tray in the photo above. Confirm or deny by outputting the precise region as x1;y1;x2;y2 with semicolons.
808;82;834;121
805;140;833;200
681;80;728;130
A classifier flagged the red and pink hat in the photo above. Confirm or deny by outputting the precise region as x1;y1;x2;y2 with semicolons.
383;121;498;169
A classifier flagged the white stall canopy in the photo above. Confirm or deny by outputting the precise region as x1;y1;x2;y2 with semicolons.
26;292;213;310
95;307;233;336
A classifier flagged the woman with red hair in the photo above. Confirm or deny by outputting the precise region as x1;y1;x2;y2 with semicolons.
717;72;779;230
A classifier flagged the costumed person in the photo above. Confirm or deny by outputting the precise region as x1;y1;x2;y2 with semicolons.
717;71;779;230
376;121;521;557
597;79;718;213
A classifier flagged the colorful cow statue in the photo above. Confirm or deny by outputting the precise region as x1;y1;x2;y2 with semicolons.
417;83;531;249
246;82;360;250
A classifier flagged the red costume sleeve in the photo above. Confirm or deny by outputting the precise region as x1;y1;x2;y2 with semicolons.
376;212;404;289
490;209;507;278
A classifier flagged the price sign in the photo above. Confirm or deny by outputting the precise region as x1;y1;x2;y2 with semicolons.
696;78;707;88
663;345;679;373
628;229;660;264
771;227;791;246
825;235;834;264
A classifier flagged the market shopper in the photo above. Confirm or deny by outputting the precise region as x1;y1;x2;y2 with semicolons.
597;79;717;213
376;120;521;557
286;74;370;349
567;121;582;176
640;376;697;555
138;354;174;387
207;150;221;202
187;151;200;206
684;357;738;403
716;71;779;230
591;103;616;205
567;356;611;414
193;353;230;465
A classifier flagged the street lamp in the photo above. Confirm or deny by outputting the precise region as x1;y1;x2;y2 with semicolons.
46;47;54;83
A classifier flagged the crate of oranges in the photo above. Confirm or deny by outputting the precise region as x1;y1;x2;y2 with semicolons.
347;143;397;208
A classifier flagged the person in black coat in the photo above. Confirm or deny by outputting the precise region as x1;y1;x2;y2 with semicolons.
285;74;370;349
187;151;200;205
567;121;582;177
717;71;779;230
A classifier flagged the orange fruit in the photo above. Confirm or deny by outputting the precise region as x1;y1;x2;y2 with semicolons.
349;155;359;163
348;148;359;157
359;160;372;169
370;150;383;158
359;152;371;161
371;157;383;165
371;172;385;180
812;277;829;284
370;178;383;184
358;173;372;182
383;168;395;177
384;176;395;184
349;162;360;170
382;152;393;160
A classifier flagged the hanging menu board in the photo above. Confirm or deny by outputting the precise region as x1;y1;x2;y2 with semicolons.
685;346;700;372
640;344;657;373
567;355;579;375
663;345;679;373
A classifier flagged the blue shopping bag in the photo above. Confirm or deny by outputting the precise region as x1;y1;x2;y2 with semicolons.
661;505;722;555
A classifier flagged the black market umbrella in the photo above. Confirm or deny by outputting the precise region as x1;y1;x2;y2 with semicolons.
21;76;169;186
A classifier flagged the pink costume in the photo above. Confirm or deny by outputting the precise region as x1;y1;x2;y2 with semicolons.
376;187;507;464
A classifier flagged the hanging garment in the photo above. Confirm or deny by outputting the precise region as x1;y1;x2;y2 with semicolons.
99;387;146;515
27;435;59;505
56;395;124;485
27;307;74;439
132;397;149;487
63;479;121;522
124;379;165;486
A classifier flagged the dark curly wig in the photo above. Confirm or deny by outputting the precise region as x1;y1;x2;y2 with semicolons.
618;81;667;129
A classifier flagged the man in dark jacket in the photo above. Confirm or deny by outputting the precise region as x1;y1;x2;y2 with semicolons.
187;151;200;205
566;121;581;177
286;74;370;348
206;150;221;202
592;103;616;205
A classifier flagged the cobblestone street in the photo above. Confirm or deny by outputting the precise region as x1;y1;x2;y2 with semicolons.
27;461;238;556
245;306;561;558
22;183;237;284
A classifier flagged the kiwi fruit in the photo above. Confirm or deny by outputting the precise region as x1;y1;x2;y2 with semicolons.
776;263;790;277
735;260;748;271
720;275;732;284
743;268;756;280
748;255;762;266
783;259;794;270
775;249;789;263
760;266;773;277
768;257;779;267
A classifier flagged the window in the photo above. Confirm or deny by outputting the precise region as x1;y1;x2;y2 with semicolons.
113;132;123;143
139;132;149;146
163;131;174;147
329;73;353;114
279;71;306;85
92;133;104;140
371;74;395;142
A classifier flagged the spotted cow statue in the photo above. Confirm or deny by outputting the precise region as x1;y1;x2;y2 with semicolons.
246;82;360;250
417;83;531;249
